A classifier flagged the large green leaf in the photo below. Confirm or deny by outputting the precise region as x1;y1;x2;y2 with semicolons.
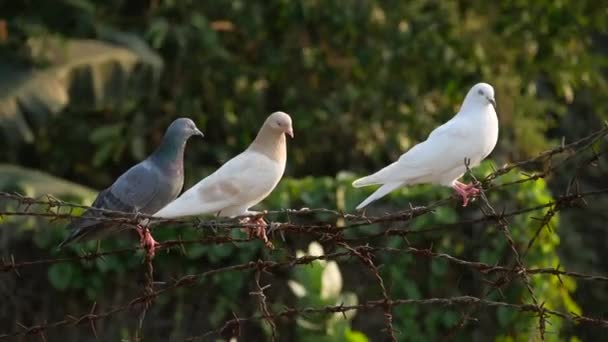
0;32;163;145
0;164;95;201
0;164;96;247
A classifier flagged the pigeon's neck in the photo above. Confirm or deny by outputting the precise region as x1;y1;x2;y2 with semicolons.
249;126;286;164
151;135;186;170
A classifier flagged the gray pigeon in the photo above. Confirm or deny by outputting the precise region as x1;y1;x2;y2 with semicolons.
58;118;203;248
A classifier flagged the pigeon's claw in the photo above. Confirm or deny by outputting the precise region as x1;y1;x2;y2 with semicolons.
239;216;273;249
137;225;158;258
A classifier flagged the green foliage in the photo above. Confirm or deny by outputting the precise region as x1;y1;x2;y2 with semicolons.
0;164;95;200
0;33;163;149
288;242;367;341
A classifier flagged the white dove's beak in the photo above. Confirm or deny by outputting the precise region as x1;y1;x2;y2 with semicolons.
194;128;204;137
286;127;294;138
488;97;497;110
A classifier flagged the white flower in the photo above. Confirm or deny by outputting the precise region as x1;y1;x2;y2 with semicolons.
321;261;342;300
288;280;308;298
308;241;325;257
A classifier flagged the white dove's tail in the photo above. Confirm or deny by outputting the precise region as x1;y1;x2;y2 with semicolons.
353;171;390;187
352;160;403;188
352;174;378;188
355;182;402;210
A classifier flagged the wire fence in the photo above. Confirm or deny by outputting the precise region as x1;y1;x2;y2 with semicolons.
1;126;608;341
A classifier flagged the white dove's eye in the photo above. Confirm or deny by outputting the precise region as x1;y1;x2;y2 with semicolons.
477;89;484;95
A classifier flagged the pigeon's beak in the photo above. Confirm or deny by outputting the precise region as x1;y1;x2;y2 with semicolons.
193;128;204;137
488;97;497;110
286;127;294;138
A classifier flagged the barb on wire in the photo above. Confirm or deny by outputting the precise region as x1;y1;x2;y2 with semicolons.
252;267;277;341
342;244;397;341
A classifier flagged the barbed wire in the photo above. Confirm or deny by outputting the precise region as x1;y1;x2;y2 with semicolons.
1;126;607;340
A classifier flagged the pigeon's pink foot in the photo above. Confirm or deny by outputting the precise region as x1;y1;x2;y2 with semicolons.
452;181;481;207
240;216;273;249
137;225;158;258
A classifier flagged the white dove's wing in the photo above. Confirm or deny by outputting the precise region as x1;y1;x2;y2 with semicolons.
353;117;473;187
153;151;283;218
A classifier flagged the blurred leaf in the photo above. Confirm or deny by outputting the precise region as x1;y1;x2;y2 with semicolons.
344;329;369;342
0;164;95;200
0;33;163;145
48;263;73;290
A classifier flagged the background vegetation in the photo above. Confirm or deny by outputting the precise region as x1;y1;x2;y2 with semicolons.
1;1;607;341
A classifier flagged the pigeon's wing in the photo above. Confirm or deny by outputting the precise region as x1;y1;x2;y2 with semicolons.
353;118;470;186
154;151;281;218
59;189;133;247
59;161;160;247
110;160;161;212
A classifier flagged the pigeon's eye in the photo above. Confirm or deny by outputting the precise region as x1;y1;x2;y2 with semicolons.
477;89;484;96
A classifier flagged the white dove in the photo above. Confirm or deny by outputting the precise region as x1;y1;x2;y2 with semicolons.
153;111;293;246
353;83;499;209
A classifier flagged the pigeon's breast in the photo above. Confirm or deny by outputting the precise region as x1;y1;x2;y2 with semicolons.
142;167;184;214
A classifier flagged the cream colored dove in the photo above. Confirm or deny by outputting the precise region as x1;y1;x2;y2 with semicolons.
153;111;293;245
353;83;499;209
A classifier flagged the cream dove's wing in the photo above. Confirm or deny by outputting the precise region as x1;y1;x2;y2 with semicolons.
353;83;499;209
153;112;293;245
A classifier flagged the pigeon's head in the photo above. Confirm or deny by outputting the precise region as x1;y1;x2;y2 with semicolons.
465;83;496;110
167;118;204;139
266;111;294;138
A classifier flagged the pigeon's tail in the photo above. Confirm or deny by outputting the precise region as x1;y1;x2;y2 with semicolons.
355;182;402;210
58;224;89;248
59;220;123;248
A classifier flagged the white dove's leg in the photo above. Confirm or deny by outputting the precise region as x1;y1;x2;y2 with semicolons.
451;181;480;207
248;211;273;249
454;180;480;192
231;209;273;249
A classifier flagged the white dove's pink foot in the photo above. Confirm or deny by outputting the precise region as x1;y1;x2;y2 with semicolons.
240;216;273;249
251;217;274;249
452;181;480;207
137;225;158;258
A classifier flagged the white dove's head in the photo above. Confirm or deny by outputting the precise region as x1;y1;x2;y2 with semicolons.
266;111;294;138
463;83;496;110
